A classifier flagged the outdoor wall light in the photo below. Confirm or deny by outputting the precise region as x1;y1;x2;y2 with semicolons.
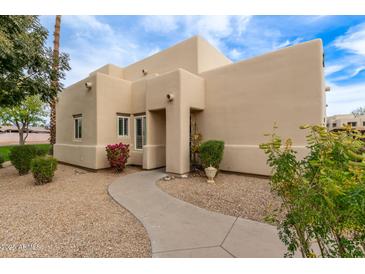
85;82;92;89
166;93;174;102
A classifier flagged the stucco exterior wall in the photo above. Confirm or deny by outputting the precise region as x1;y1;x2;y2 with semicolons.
143;109;166;169
95;73;132;168
55;36;325;175
327;114;365;131
144;69;205;174
54;74;99;169
131;79;147;114
122;36;232;82
197;39;325;175
197;36;232;73
123;37;199;81
90;64;124;79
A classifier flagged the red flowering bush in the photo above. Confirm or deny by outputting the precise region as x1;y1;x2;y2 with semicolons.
105;143;130;172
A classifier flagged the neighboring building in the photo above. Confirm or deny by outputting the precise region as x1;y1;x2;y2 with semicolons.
0;126;49;133
55;36;326;175
0;126;50;145
326;114;365;132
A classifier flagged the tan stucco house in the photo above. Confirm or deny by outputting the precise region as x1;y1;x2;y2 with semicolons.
54;36;326;175
326;114;365;132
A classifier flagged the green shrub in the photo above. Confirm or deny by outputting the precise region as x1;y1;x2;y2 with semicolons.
31;156;58;185
260;125;365;258
0;153;4;166
48;145;53;155
9;145;48;175
199;140;225;168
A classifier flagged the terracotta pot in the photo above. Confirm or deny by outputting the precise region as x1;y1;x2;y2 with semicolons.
204;166;217;184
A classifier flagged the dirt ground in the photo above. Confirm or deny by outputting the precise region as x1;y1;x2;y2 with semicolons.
0;164;151;258
157;171;282;224
0;133;49;145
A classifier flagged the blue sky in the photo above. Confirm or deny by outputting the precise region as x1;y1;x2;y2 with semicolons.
40;15;365;116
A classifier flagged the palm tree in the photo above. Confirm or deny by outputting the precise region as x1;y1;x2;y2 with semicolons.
49;15;61;147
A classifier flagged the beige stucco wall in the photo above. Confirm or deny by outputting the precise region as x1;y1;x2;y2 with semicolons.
55;36;325;175
54;74;99;168
143;109;166;169
327;114;365;131
131;79;147;114
90;64;124;79
122;36;233;82
123;37;199;82
196;39;325;175
197;36;232;72
95;73;132;168
144;69;205;174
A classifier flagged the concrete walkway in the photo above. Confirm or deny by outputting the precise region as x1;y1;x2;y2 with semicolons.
108;169;289;258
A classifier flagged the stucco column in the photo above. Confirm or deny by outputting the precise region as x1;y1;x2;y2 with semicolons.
166;104;190;174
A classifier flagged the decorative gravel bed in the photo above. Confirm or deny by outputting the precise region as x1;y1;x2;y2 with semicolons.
0;164;150;258
157;172;282;223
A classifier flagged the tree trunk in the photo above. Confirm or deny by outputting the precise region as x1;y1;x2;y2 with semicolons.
19;129;25;145
50;15;61;147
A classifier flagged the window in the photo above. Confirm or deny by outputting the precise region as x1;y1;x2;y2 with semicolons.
117;115;129;137
326;123;329;128
134;115;146;150
363;121;365;127
73;115;82;140
347;121;357;127
332;123;337;128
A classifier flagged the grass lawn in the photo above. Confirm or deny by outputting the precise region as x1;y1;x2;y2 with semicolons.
0;144;51;161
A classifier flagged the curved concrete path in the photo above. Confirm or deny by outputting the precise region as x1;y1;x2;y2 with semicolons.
108;169;288;258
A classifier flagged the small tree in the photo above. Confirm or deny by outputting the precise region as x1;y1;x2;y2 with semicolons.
260;125;365;257
352;106;365;117
0;16;70;108
0;96;48;145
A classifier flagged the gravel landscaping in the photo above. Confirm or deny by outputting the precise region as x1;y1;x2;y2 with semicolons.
0;164;151;258
157;172;282;223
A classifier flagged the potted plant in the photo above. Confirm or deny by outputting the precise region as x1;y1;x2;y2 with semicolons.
199;140;225;183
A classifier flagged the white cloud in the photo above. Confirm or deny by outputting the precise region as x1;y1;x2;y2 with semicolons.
58;15;256;86
228;48;242;60
58;16;160;86
334;22;365;56
326;81;365;115
181;16;234;48
146;47;161;57
63;15;113;36
139;16;252;52
274;37;303;49
325;64;345;76
350;66;365;78
140;16;179;33
236;16;251;35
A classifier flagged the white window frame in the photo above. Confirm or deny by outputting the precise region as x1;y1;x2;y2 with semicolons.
117;115;129;137
134;115;146;151
73;116;82;141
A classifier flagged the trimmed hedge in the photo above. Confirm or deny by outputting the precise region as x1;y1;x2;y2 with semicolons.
199;140;225;169
31;156;58;185
9;145;49;175
0;153;4;166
